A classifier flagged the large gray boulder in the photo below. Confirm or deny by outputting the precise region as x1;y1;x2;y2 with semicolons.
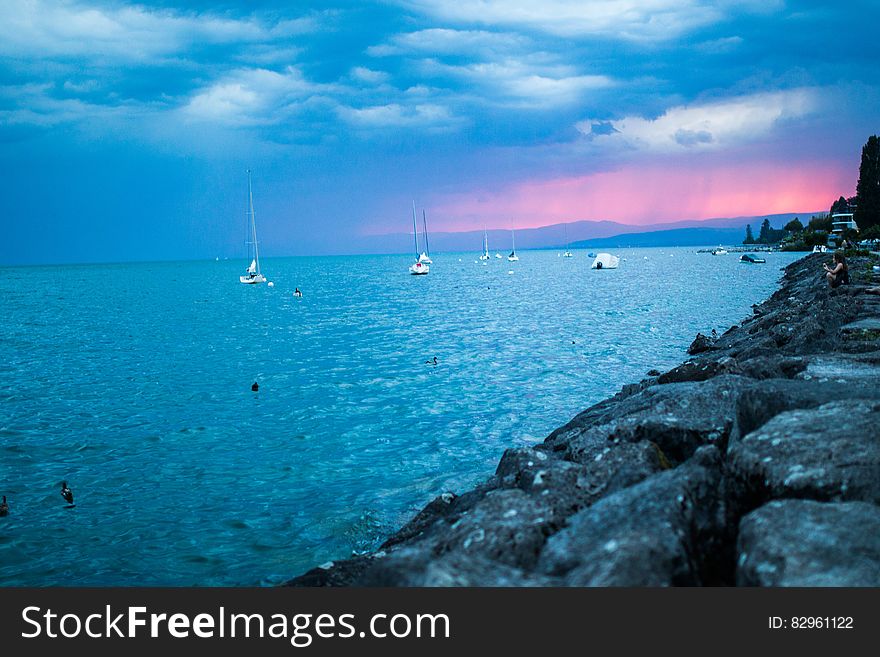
728;400;880;506
737;499;880;586
538;447;728;586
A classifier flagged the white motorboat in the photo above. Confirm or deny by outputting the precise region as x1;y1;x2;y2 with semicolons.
591;253;619;269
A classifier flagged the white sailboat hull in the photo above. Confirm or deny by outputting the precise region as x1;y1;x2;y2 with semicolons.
240;274;266;284
409;262;429;275
508;255;519;261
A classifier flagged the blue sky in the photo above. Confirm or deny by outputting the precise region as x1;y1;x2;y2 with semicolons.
1;0;878;264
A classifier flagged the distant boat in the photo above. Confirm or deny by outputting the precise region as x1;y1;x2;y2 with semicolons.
740;254;766;264
495;252;502;259
409;201;429;275
508;225;519;261
587;252;596;258
711;246;728;255
239;169;267;284
591;253;619;269
418;210;432;264
812;244;828;253
479;227;490;261
563;224;573;257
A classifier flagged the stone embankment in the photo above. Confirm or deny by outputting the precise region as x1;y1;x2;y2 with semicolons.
288;253;880;587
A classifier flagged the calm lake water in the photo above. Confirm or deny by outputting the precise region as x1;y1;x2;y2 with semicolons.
0;247;801;585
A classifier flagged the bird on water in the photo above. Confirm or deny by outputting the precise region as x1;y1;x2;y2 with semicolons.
251;381;259;391
61;481;75;507
0;496;8;517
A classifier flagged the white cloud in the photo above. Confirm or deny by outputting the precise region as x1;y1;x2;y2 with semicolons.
395;0;781;41
182;67;332;126
577;88;819;152
336;102;465;130
0;82;148;127
0;1;319;61
420;58;613;108
349;67;390;85
367;28;529;57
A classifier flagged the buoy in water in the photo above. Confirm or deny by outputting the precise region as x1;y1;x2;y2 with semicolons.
268;281;274;287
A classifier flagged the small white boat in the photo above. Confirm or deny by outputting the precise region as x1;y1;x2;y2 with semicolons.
591;253;619;269
711;246;728;255
563;250;573;258
240;169;266;284
479;228;490;260
562;224;573;257
495;253;502;259
410;201;429;275
507;225;519;261
812;244;828;253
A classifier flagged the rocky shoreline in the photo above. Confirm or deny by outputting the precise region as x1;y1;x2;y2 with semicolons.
288;253;880;587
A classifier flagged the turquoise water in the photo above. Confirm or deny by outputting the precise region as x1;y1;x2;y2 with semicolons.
0;248;800;585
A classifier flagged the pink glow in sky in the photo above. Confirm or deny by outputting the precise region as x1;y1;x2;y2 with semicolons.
428;160;854;231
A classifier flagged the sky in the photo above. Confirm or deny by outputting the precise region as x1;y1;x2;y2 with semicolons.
1;0;878;264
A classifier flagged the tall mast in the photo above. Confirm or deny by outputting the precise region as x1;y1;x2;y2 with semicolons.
511;224;516;253
411;200;420;257
248;168;261;275
422;210;430;257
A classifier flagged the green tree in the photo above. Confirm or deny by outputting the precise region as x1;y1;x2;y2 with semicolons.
861;224;880;240
830;195;849;216
855;135;880;231
808;214;832;232
784;218;803;232
743;224;754;244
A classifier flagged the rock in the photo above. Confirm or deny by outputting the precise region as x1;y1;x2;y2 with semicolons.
646;369;662;377
732;378;855;440
546;375;752;461
538;447;730;586
285;556;373;587
728;400;880;508
841;317;880;333
737;499;880;586
687;332;717;354
656;358;740;384
359;550;555;587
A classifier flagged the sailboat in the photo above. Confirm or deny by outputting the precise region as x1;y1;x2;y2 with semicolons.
418;209;432;264
507;224;519;261
479;227;490;260
239;169;266;284
409;201;429;275
563;224;573;257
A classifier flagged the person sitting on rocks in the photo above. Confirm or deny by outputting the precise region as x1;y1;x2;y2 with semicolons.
823;252;849;288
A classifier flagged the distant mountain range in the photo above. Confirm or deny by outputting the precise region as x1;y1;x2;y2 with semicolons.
341;212;816;255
